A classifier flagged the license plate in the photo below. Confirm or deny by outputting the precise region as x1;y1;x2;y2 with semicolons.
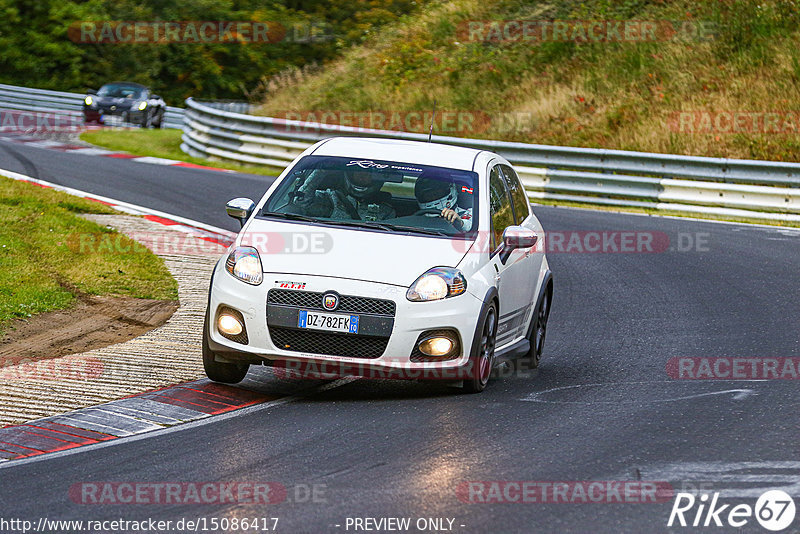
298;310;359;334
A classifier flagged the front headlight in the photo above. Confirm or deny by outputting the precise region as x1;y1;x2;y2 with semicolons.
407;267;467;302
84;96;93;106
138;101;147;111
225;246;263;285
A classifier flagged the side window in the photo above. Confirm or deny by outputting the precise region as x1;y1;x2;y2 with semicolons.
489;165;514;251
500;165;530;224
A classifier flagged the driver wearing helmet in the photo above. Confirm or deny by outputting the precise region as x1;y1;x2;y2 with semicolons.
289;167;396;222
342;168;396;221
414;172;473;232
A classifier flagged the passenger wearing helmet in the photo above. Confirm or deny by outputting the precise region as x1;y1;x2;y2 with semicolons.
414;173;473;232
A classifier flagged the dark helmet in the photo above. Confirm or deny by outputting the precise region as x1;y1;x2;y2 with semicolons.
344;168;384;199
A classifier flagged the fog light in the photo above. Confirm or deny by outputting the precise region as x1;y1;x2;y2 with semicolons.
218;314;243;336
418;336;454;357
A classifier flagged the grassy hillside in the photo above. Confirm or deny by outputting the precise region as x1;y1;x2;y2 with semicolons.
255;0;800;161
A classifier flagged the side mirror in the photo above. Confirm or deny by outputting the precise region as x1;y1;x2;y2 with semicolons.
151;94;161;100
87;89;97;95
499;226;537;265
226;198;255;228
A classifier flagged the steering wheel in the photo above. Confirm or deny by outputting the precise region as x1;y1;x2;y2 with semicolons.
412;208;463;231
413;208;443;216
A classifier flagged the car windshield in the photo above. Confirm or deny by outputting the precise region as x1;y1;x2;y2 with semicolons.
260;155;479;237
97;83;144;98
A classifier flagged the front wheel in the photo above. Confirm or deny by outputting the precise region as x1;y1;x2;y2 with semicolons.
202;313;249;384
462;303;498;393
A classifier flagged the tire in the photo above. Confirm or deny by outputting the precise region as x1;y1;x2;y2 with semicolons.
142;111;153;129
526;285;552;369
154;111;164;129
462;302;498;393
202;313;249;384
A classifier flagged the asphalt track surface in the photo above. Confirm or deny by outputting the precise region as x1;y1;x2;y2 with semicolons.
0;135;799;533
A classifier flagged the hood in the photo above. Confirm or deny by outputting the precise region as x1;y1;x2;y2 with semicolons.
95;96;134;108
239;219;473;287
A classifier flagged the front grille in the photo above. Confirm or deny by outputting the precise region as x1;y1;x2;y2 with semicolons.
268;289;395;316
409;329;461;362
269;327;388;359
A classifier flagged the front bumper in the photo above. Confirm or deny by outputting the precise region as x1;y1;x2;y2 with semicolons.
207;262;485;377
83;106;145;123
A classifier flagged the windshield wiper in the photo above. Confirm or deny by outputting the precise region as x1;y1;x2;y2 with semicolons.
333;221;452;236
262;212;388;231
373;223;452;237
319;220;394;231
311;219;451;236
260;211;320;224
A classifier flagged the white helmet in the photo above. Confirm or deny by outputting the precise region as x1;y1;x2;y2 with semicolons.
415;174;458;212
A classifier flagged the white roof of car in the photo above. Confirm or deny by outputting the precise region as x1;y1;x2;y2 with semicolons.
311;137;485;171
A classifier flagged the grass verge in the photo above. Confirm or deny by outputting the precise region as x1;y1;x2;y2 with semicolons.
80;129;280;176
0;177;178;334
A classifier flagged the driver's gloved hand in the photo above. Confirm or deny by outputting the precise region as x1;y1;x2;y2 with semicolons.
441;208;464;231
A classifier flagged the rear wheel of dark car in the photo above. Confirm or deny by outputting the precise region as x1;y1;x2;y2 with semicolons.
202;313;249;384
462;302;498;393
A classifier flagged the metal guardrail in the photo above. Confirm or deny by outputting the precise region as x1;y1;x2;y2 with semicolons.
0;83;185;130
181;98;800;222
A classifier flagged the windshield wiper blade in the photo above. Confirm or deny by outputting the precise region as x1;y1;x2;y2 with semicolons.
261;211;320;223
262;212;390;231
320;220;394;231
369;223;451;236
318;220;451;236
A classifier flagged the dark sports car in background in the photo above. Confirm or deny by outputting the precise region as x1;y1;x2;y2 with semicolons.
83;82;166;128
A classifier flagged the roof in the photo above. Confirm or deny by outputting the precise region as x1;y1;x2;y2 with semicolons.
311;137;485;171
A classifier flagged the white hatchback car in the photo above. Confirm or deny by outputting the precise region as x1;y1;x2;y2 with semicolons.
204;137;553;392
